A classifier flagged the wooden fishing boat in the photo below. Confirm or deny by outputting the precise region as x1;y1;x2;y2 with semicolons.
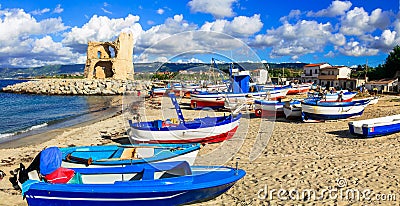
301;99;370;122
129;93;241;143
254;99;303;118
286;84;311;95
190;88;288;109
16;147;246;206
307;91;357;102
348;114;400;137
60;144;200;168
283;100;302;119
254;100;286;118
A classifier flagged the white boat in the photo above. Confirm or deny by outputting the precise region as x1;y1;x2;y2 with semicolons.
190;88;288;109
301;99;371;122
129;93;241;143
307;91;357;102
287;84;311;95
349;114;400;137
283;100;302;119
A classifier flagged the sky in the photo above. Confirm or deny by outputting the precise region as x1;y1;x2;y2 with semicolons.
0;0;399;68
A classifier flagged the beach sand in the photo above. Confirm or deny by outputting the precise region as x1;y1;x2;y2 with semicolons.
0;95;399;205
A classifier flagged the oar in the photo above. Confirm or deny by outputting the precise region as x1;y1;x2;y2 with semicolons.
66;154;93;166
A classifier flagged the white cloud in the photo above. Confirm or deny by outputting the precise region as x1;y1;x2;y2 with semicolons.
62;14;143;52
188;0;237;18
252;20;336;58
200;14;263;37
53;4;63;14
340;7;392;36
157;8;164;15
307;0;352;17
371;29;397;51
280;10;302;22
324;51;335;58
338;40;379;56
101;8;112;14
176;58;204;63
0;9;67;43
30;8;50;15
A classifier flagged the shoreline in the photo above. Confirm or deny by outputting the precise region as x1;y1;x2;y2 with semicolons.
0;107;122;149
0;95;126;149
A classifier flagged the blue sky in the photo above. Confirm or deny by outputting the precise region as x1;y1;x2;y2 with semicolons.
0;0;399;68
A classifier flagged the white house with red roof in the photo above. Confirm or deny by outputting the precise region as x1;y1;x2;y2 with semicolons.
301;63;330;84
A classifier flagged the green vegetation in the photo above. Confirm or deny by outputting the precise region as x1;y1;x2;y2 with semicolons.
268;68;302;78
151;72;178;80
367;45;400;80
37;74;84;79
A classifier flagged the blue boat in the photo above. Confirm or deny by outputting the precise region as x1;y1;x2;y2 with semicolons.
60;143;201;168
302;99;370;122
129;93;241;144
348;114;400;137
22;161;245;206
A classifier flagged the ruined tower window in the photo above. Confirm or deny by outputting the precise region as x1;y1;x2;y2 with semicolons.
97;51;101;59
109;46;116;58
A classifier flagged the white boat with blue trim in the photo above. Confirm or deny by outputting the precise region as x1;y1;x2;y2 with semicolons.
349;114;400;137
129;93;241;143
302;99;370;122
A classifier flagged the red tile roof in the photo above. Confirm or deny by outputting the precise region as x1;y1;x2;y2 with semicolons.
366;78;397;84
304;63;327;67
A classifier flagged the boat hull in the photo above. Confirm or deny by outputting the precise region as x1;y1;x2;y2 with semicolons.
25;183;236;206
301;100;370;122
348;114;400;137
190;89;288;109
61;145;200;168
129;115;241;144
24;164;246;206
254;100;285;118
283;101;302;119
307;91;357;102
287;85;310;95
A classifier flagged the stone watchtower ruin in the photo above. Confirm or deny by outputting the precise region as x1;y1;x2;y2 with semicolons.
84;33;134;80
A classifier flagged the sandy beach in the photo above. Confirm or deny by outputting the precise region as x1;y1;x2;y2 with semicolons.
0;94;399;205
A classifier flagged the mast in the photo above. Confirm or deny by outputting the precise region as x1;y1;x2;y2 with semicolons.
365;58;368;82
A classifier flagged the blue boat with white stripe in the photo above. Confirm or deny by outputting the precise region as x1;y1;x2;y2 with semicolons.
60;143;200;168
23;161;246;206
302;99;370;122
348;114;400;137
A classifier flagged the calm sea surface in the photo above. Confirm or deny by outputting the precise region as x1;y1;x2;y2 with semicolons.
0;79;121;143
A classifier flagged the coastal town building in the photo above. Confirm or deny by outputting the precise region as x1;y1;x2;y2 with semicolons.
300;63;330;84
365;78;398;93
318;66;352;88
301;63;364;90
84;32;134;80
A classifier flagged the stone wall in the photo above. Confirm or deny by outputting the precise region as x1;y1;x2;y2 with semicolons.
2;79;143;95
84;33;134;80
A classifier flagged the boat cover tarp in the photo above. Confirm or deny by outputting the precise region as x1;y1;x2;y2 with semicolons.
39;147;62;175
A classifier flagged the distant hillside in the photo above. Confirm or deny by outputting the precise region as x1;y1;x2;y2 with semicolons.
0;62;307;78
0;64;84;79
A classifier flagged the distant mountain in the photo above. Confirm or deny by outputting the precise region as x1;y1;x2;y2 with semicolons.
0;62;307;78
0;64;84;79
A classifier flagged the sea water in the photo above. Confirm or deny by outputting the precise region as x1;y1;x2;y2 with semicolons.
0;79;121;144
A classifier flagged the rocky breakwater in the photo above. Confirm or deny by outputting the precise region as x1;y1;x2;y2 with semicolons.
2;79;141;95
